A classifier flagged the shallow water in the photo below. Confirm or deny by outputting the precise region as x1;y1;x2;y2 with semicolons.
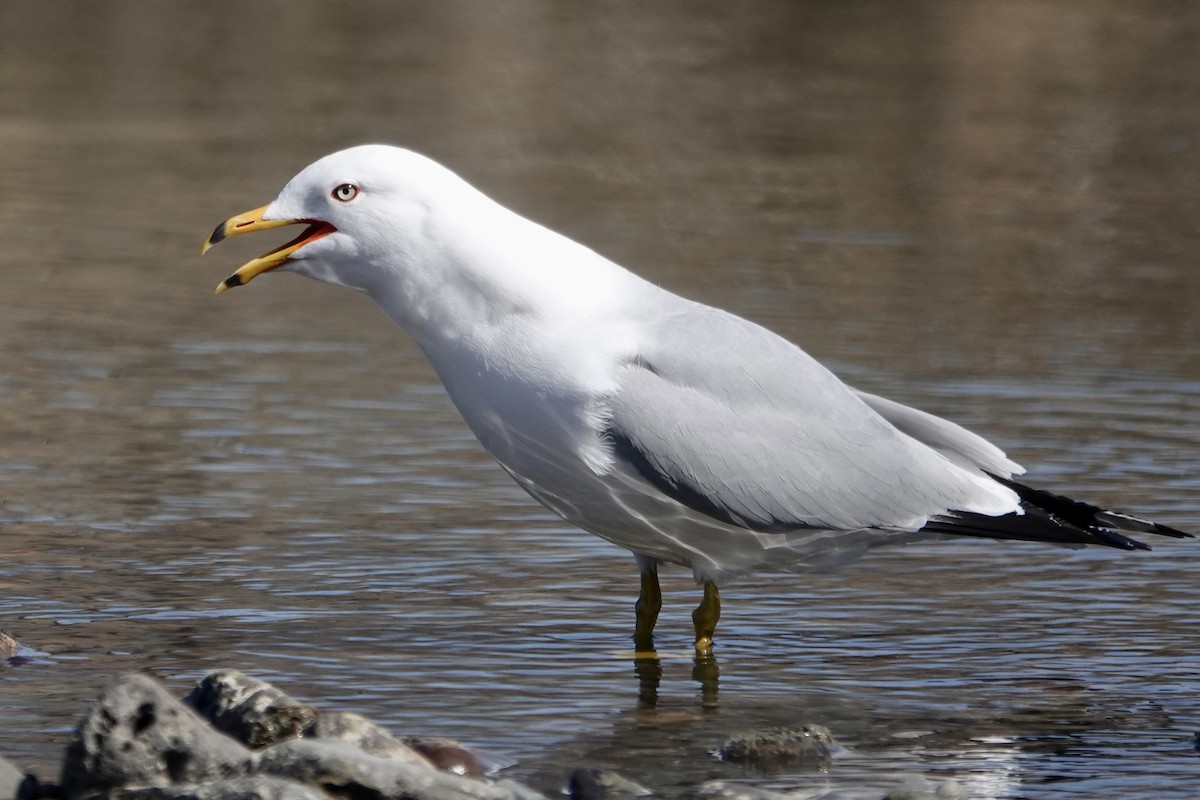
2;2;1200;797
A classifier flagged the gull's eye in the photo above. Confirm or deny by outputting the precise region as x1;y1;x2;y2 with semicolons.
331;183;360;202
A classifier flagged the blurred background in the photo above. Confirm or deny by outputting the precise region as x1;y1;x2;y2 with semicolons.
1;2;1198;798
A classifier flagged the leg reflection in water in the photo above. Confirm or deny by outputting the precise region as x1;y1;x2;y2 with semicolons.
632;651;720;709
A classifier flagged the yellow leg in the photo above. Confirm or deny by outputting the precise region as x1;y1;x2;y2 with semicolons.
634;567;662;653
692;580;721;654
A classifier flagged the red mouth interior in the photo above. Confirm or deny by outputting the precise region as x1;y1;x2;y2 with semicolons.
263;220;337;259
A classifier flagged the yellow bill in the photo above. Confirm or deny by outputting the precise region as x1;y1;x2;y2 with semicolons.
202;204;335;294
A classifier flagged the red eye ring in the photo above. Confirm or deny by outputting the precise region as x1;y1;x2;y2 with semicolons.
332;183;359;202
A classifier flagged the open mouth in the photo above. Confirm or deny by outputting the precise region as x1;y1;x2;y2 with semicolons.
258;220;337;263
203;206;338;293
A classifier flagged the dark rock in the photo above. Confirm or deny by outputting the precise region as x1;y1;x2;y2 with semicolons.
251;739;544;800
16;774;62;800
183;671;319;749
101;776;327;800
566;767;651;800
303;712;431;768
717;726;834;771
402;737;486;779
60;673;252;798
1;755;25;799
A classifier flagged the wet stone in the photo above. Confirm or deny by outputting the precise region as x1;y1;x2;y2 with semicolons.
302;712;432;768
0;631;20;660
250;739;543;800
101;776;327;800
883;778;966;800
717;725;835;771
0;630;38;665
1;754;25;800
489;779;550;800
59;673;252;798
693;781;797;800
402;737;487;779
183;671;319;749
566;767;651;800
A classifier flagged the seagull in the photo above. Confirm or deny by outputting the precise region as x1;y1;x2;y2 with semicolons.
202;145;1191;655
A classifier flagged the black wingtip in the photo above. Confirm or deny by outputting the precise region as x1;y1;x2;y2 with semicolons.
1147;520;1193;540
987;474;1193;547
1091;528;1153;551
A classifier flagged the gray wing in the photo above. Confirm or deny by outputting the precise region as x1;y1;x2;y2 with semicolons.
605;303;1018;533
851;390;1023;478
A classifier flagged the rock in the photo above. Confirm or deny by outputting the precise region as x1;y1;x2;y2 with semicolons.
402;737;486;778
0;631;20;660
1;755;25;799
101;776;326;800
303;712;431;768
15;774;62;800
489;780;549;800
934;779;965;800
60;673;252;798
250;739;543;800
46;670;547;800
883;778;965;800
183;671;319;749
0;630;43;666
566;767;651;799
717;726;834;770
693;781;796;800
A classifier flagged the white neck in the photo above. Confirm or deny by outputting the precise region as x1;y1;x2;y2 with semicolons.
367;184;644;366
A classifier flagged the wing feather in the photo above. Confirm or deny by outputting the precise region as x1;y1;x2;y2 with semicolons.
606;305;1018;532
851;390;1024;478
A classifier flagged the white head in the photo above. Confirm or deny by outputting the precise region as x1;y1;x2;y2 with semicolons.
202;145;477;296
204;144;638;350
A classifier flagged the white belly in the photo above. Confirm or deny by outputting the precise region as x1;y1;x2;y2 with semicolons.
424;343;902;583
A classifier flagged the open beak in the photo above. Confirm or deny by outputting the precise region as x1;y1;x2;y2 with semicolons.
201;204;336;294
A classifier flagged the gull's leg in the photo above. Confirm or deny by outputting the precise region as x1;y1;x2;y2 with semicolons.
692;580;721;654
634;560;662;654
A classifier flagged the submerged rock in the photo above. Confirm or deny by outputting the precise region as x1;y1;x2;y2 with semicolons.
566;767;652;799
60;673;252;798
717;725;835;771
183;671;318;749
883;778;965;800
693;780;797;800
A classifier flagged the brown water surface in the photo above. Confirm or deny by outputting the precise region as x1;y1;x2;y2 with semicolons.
2;2;1199;797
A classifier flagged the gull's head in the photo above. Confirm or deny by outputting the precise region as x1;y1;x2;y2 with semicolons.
202;145;456;294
